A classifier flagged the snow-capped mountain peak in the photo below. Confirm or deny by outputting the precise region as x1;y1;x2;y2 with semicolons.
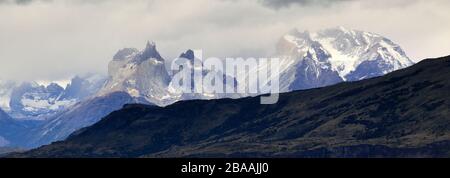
99;41;174;106
278;27;414;82
139;41;164;62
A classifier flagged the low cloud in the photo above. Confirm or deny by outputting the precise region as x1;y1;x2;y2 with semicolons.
258;0;353;9
0;0;52;5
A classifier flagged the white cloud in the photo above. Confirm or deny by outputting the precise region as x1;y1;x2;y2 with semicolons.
0;0;449;81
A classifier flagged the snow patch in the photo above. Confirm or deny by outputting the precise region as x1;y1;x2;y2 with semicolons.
316;37;359;80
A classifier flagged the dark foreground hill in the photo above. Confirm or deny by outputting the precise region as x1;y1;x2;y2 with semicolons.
14;56;450;158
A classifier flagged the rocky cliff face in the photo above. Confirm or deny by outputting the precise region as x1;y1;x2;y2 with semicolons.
98;42;174;106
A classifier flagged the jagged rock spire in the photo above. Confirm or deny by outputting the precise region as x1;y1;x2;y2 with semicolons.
140;41;163;61
179;49;195;61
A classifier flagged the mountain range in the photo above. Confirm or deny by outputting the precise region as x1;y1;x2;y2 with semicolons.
0;27;415;149
0;74;106;119
14;55;450;158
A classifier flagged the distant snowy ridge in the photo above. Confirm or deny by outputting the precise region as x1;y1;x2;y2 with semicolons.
98;42;174;106
275;27;414;91
0;74;106;119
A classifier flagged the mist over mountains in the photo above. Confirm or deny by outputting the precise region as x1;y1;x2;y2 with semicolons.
0;74;106;119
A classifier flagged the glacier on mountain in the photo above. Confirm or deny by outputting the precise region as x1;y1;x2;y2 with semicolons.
0;74;106;119
275;27;413;91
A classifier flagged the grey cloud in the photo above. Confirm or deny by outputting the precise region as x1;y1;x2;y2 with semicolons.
0;0;449;81
15;0;32;5
258;0;354;9
0;0;52;5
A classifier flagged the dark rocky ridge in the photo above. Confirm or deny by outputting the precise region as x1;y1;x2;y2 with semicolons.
14;56;450;158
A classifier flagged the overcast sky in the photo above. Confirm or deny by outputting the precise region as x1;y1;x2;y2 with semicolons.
0;0;449;81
